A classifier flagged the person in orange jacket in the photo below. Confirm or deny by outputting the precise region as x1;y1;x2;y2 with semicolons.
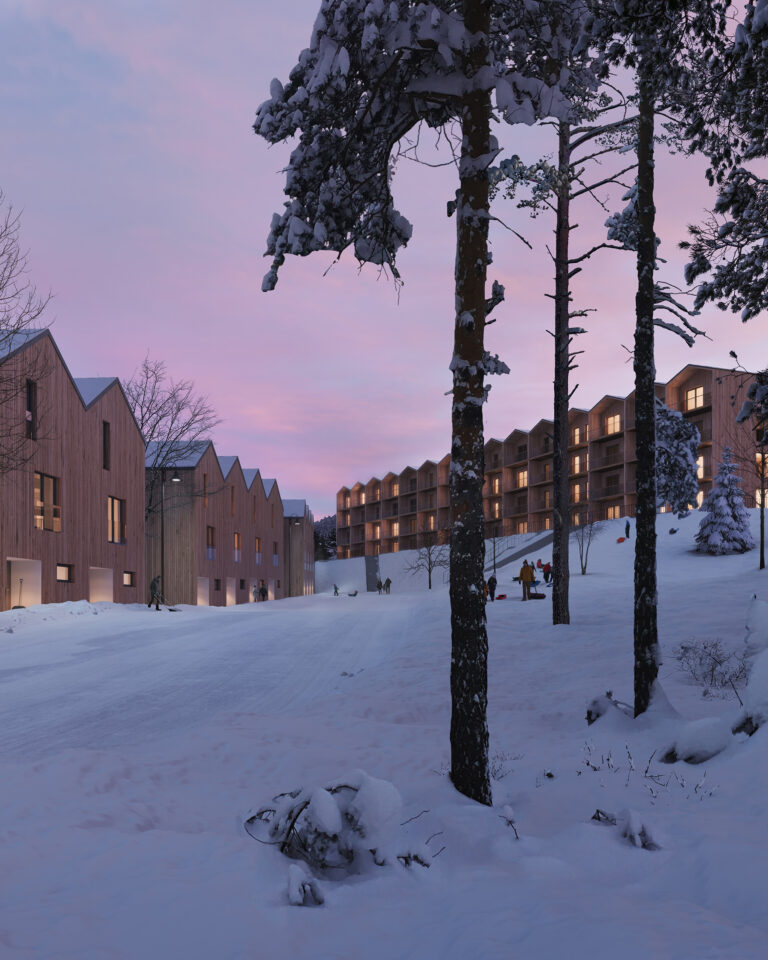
519;559;535;601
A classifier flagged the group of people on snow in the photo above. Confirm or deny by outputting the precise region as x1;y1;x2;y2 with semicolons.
481;557;553;602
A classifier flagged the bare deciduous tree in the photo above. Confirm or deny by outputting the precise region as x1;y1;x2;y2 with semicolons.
405;528;449;590
572;507;604;576
124;354;221;518
0;189;51;478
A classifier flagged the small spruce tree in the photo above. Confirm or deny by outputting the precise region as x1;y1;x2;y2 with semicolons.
656;398;700;518
696;447;755;555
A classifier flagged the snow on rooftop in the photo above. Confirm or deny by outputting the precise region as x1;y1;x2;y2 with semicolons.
0;328;47;360
283;499;307;518
74;377;117;407
217;455;239;478
144;440;210;469
242;468;260;489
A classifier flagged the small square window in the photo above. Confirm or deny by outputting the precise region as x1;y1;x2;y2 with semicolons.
56;563;74;583
123;571;135;587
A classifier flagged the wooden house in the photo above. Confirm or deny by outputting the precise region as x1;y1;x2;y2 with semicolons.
0;330;145;609
145;442;286;606
282;499;315;597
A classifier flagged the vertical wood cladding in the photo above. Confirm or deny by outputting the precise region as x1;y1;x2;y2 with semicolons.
0;334;145;610
145;446;286;606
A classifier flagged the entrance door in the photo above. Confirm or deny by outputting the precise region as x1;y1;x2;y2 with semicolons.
196;577;210;606
89;567;114;603
6;558;42;608
225;577;236;606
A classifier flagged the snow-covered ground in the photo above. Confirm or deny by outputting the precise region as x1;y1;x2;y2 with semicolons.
2;515;767;959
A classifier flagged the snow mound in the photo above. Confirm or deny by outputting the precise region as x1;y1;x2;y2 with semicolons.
659;717;733;764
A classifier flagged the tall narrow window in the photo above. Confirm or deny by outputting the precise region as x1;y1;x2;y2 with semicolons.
107;496;126;543
273;541;279;567
34;472;61;531
255;536;262;565
605;413;621;434
206;525;216;561
102;421;111;470
234;531;242;562
25;379;37;440
203;473;208;508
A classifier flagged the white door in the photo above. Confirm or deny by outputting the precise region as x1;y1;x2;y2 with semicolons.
196;577;210;606
7;558;42;608
89;567;114;603
226;577;236;606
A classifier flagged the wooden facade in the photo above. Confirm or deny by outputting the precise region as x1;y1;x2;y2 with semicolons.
283;499;315;597
145;445;287;606
337;365;756;558
0;331;146;609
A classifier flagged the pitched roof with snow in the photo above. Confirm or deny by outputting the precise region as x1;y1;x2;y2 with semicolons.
242;468;261;489
217;455;239;478
0;329;47;360
145;440;211;469
74;377;118;408
283;499;307;518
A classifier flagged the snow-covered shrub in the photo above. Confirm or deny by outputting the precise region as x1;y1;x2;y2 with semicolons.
245;770;431;878
733;648;768;736
591;808;660;851
586;690;632;725
675;639;750;698
695;447;755;554
659;717;733;764
744;595;768;656
656;398;701;517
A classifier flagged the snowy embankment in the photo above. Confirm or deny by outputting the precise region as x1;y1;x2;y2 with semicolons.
1;514;767;958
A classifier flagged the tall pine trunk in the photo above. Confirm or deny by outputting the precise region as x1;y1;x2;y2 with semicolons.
633;52;660;717
552;120;571;625
449;0;492;806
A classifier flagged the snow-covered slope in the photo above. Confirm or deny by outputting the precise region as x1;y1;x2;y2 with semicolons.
2;513;767;959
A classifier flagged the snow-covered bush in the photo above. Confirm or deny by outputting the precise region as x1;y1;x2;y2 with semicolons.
245;770;431;879
733;648;768;737
695;447;755;554
659;717;733;764
744;595;768;656
675;639;750;699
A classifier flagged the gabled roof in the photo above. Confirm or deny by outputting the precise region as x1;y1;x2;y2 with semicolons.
74;377;118;408
283;499;307;518
242;468;261;490
263;479;277;497
217;455;239;479
0;328;47;361
145;440;211;469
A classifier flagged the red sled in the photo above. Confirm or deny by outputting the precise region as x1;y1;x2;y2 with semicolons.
616;536;626;543
496;593;507;600
529;592;546;599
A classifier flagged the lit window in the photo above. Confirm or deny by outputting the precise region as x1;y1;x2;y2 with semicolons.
686;386;704;410
606;414;621;434
107;496;126;544
428;514;436;531
34;472;61;532
517;469;528;488
206;525;216;561
571;485;581;503
273;541;279;567
607;505;621;519
123;571;135;587
255;536;262;565
56;563;74;582
374;524;381;539
360;492;366;505
544;490;552;508
392;521;399;537
492;476;501;495
572;426;582;445
492;501;501;519
392;482;399;497
234;531;242;562
517;521;528;534
697;456;704;480
544;516;552;530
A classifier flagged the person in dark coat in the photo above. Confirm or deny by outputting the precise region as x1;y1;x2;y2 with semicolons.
488;574;497;601
376;578;383;595
625;519;631;539
148;575;161;611
259;580;268;602
383;577;392;594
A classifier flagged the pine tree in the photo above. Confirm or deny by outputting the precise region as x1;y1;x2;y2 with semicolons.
696;447;755;555
656;398;700;518
253;1;593;805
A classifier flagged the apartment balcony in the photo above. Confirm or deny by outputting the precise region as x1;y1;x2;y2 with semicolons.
569;465;589;477
531;474;553;487
529;444;553;460
592;484;624;500
593;428;624;442
508;448;529;464
591;455;624;471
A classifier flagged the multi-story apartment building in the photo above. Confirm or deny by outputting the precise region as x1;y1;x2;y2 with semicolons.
336;365;754;558
1;330;146;608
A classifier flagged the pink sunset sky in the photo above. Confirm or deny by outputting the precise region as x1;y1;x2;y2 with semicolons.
0;0;763;518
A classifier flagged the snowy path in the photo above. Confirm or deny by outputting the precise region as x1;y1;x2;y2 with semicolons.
0;595;418;760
